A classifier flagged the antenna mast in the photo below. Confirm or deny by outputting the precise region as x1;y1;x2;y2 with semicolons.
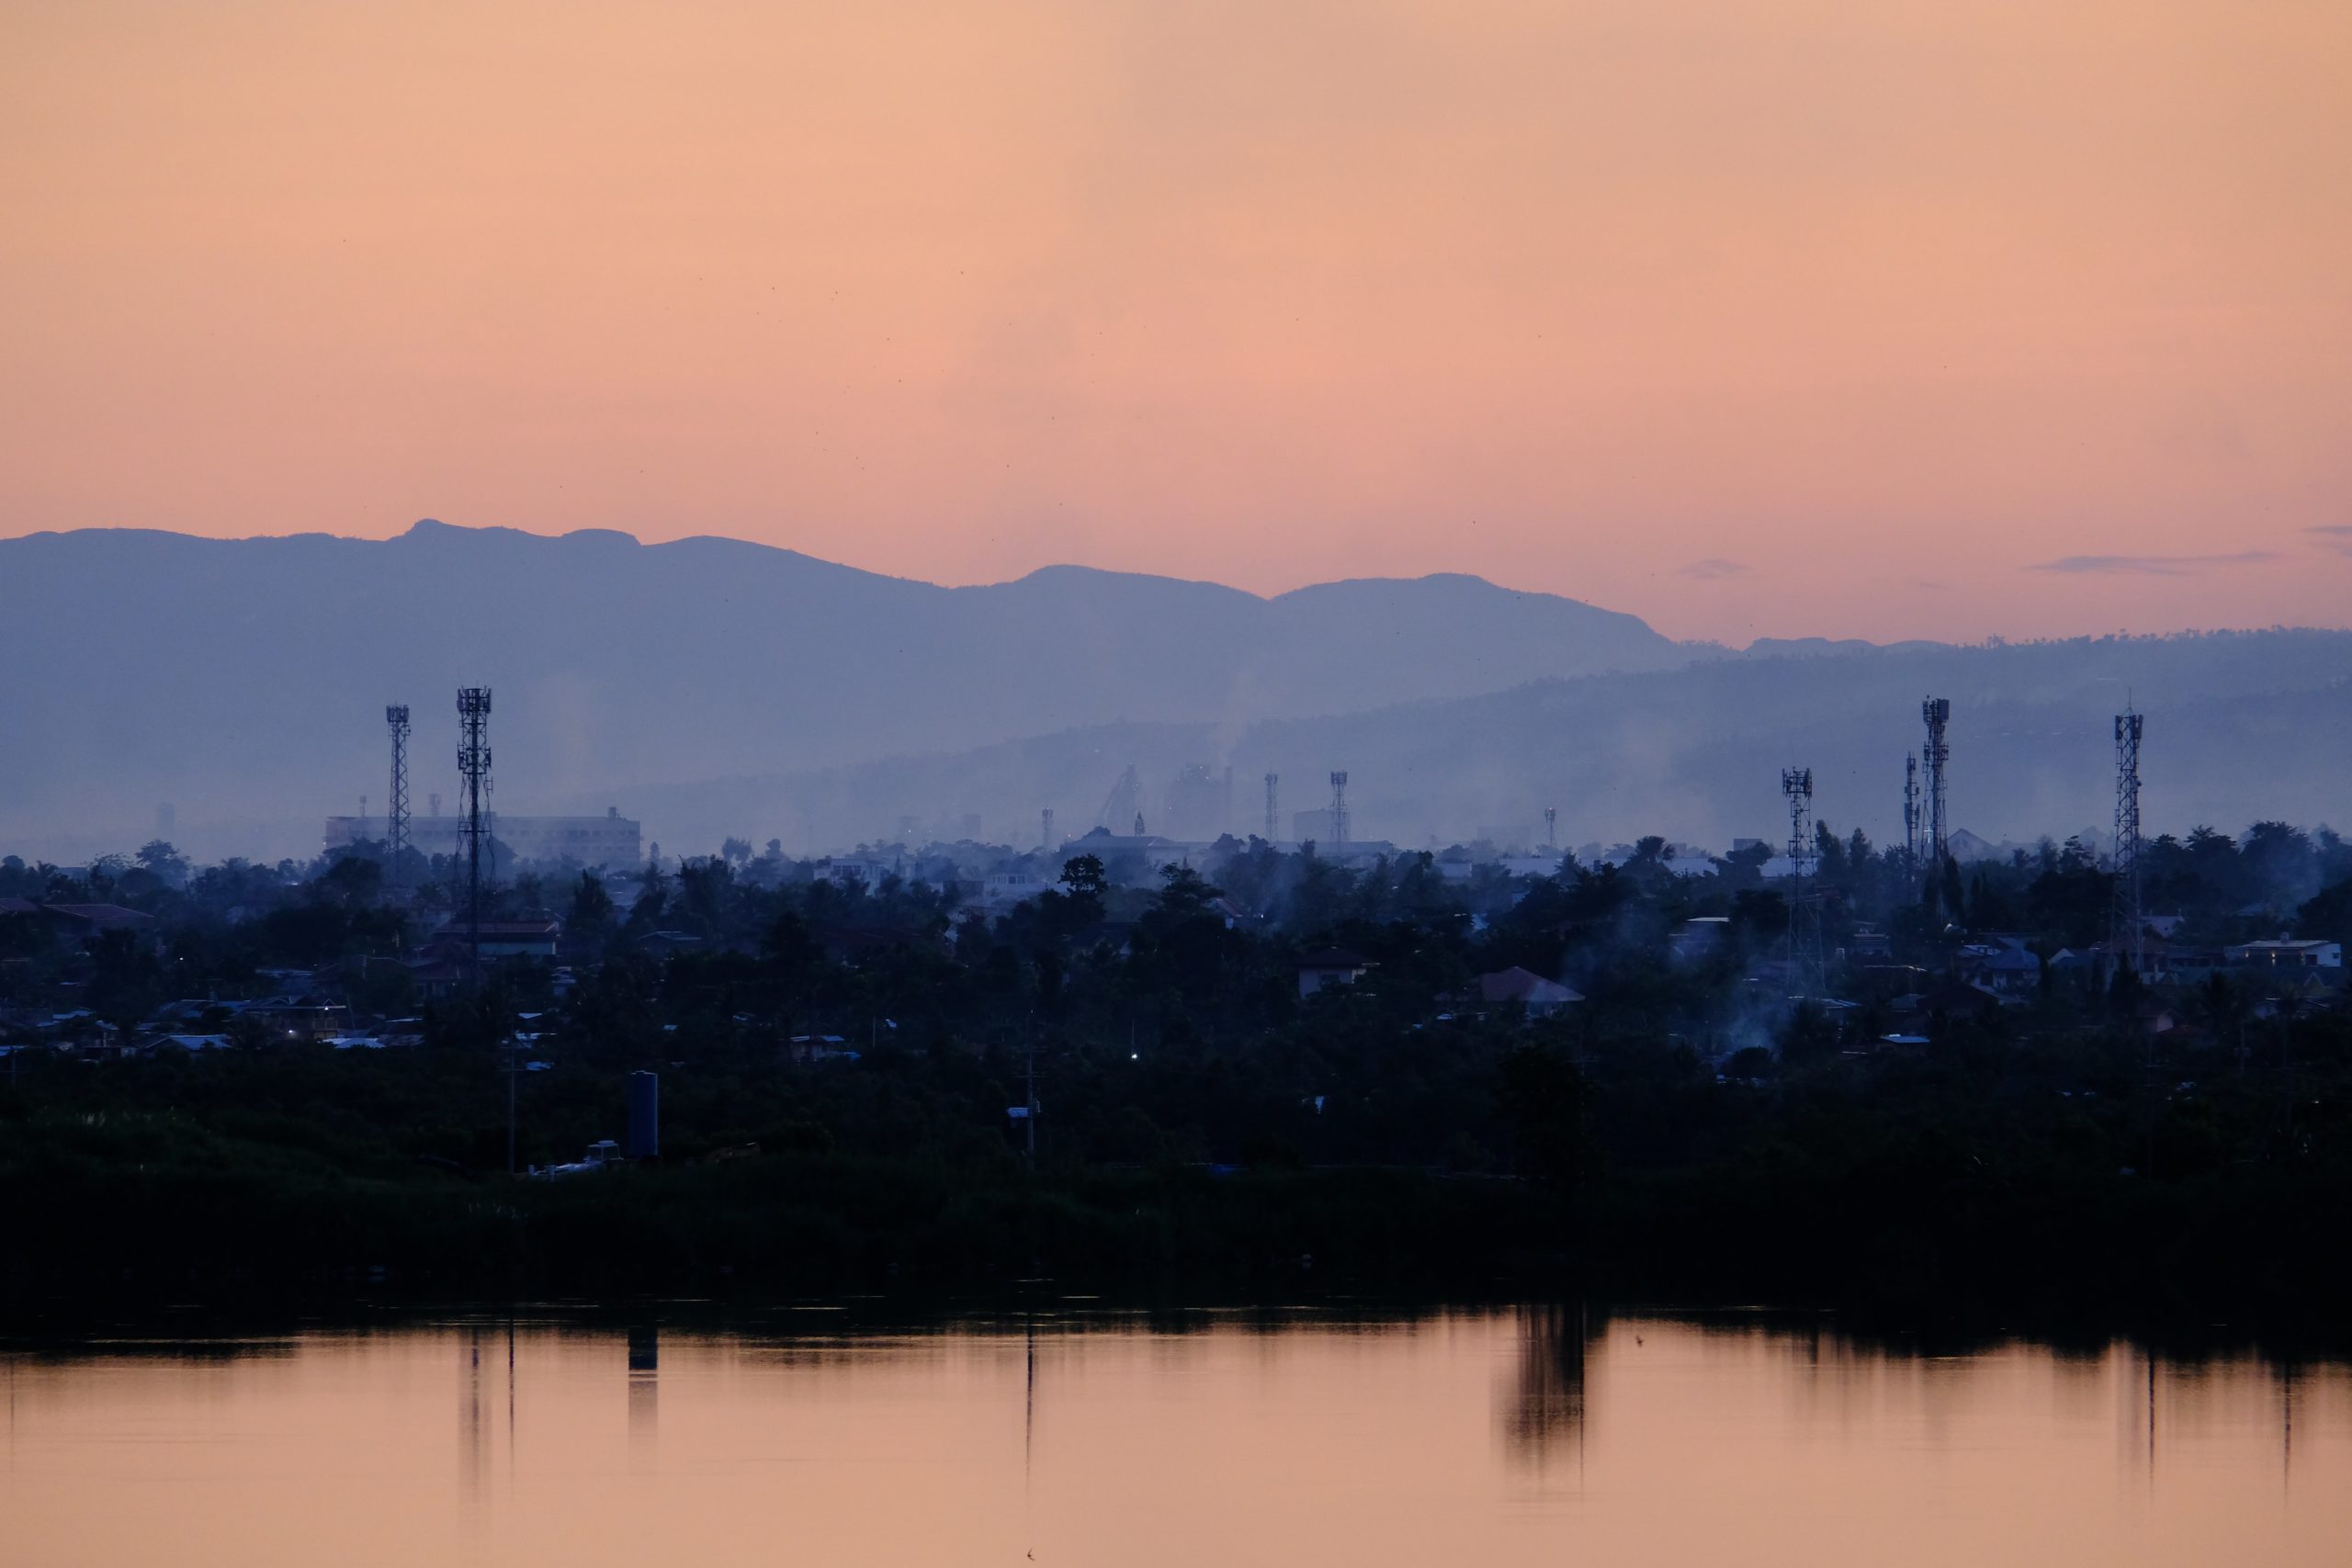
1264;773;1279;843
2112;708;2144;976
1782;767;1824;998
385;705;411;885
1901;752;1919;897
1329;771;1349;848
457;687;493;985
1921;697;1951;908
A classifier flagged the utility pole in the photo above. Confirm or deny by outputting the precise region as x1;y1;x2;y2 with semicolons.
505;1030;518;1175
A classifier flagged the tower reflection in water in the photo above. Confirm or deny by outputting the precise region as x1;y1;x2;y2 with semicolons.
460;1326;490;1503
628;1325;659;1469
1503;1303;1598;1471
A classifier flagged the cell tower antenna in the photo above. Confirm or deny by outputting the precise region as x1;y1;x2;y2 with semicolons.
2112;707;2145;976
1041;807;1055;853
457;686;493;986
1901;752;1919;896
1329;771;1350;848
385;705;411;885
1264;773;1279;843
1782;767;1825;999
1921;697;1951;908
1544;806;1558;851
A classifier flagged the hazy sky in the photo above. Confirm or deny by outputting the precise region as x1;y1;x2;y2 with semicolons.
5;0;2347;642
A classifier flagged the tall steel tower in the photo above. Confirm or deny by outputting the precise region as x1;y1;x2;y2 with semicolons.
2112;708;2144;976
384;705;411;883
1329;771;1350;848
1544;806;1558;850
457;687;493;984
1041;807;1055;853
1901;752;1920;894
1782;767;1824;998
1263;773;1279;843
1921;697;1951;899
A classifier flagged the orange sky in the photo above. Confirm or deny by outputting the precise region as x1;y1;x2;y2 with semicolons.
4;0;2347;642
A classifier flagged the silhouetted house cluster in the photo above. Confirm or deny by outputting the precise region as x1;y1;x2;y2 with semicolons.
1476;967;1585;1015
1295;948;1371;998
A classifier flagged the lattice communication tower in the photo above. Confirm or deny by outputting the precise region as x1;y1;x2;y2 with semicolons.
1901;753;1920;895
1329;771;1350;848
384;705;411;883
2112;709;2144;976
1782;767;1825;998
1264;773;1279;843
457;687;493;983
1921;697;1951;904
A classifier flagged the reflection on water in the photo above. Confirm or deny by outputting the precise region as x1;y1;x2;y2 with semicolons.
1502;1302;1591;1468
628;1325;658;1469
3;1306;2347;1568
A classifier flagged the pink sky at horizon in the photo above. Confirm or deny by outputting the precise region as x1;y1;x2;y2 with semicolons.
4;1;2348;643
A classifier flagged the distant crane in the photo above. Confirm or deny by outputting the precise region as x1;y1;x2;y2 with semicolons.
1099;764;1143;833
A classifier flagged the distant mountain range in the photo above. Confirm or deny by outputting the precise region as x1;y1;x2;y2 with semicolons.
6;522;2346;863
0;521;1688;859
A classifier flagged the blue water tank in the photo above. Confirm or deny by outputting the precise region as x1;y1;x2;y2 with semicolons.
625;1070;659;1160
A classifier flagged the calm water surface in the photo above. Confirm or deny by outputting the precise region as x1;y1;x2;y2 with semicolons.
3;1307;2345;1566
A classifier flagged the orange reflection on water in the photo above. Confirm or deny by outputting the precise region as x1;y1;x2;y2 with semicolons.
2;1310;2345;1567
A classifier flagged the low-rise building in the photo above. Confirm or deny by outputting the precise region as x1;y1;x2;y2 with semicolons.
431;919;562;960
1296;948;1372;998
326;807;642;867
1477;967;1585;1015
2225;939;2342;973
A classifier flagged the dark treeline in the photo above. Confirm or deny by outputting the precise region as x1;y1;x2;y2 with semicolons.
4;817;2351;1328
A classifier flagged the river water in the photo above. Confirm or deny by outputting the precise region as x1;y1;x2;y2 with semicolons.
3;1306;2343;1566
